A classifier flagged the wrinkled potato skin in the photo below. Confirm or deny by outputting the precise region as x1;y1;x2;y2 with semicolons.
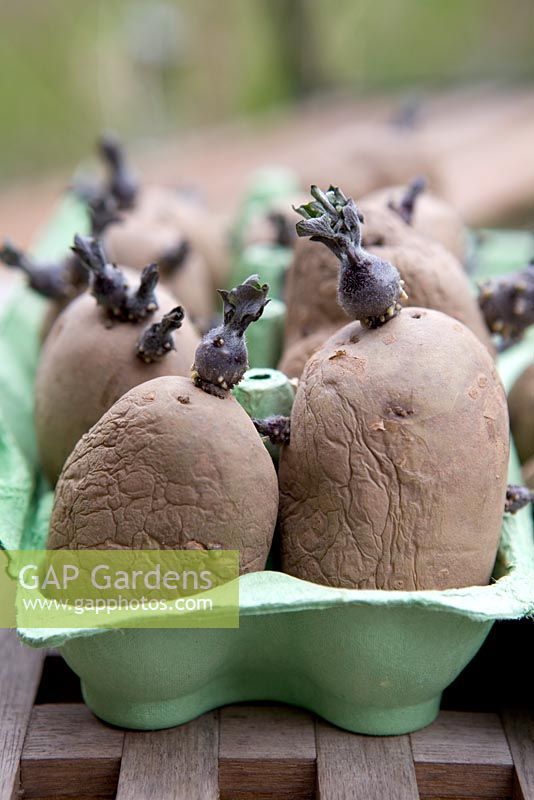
279;308;509;590
35;283;199;485
283;202;493;355
48;376;278;573
363;185;467;264
278;325;339;380
508;364;534;464
104;219;213;325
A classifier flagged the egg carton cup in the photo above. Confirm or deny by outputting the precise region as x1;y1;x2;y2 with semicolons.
0;198;533;736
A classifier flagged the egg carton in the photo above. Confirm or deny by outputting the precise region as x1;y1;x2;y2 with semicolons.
0;196;533;736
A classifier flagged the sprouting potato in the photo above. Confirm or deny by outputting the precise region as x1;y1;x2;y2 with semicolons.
278;186;509;591
48;276;278;573
281;191;493;373
362;177;468;265
35;236;199;484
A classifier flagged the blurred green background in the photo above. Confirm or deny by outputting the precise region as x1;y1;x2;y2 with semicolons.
1;0;534;181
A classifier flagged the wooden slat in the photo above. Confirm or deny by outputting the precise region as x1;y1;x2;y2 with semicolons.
116;712;218;800
219;704;316;800
501;709;534;800
12;696;532;800
22;796;110;800
20;704;124;798
0;630;45;800
411;711;513;799
315;720;419;800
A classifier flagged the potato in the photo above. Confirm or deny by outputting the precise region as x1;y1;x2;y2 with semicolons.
283;237;349;349
362;180;468;264
40;298;70;342
283;200;493;355
279;308;509;591
278;325;338;380
172;200;231;289
35;240;199;485
48;375;278;572
523;456;534;490
132;185;231;288
87;133;230;289
104;216;213;328
508;363;534;464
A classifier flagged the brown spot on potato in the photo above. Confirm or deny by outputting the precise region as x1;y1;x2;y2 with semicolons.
176;395;191;404
388;404;413;417
370;419;386;431
278;325;339;381
382;334;397;345
485;417;496;440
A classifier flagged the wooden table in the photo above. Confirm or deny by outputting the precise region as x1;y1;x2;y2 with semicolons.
1;629;533;800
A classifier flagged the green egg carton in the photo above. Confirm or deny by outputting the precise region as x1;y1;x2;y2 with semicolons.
228;243;291;369
0;201;533;736
230;243;292;302
230;167;300;256
471;228;534;279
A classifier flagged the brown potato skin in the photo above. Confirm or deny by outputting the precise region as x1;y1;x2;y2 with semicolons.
137;186;231;288
362;185;467;264
40;297;70;342
522;456;534;490
48;376;278;573
103;219;213;326
283;202;493;356
508;364;534;464
375;240;493;353
35;283;199;485
283;237;349;349
279;308;509;591
278;325;339;380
